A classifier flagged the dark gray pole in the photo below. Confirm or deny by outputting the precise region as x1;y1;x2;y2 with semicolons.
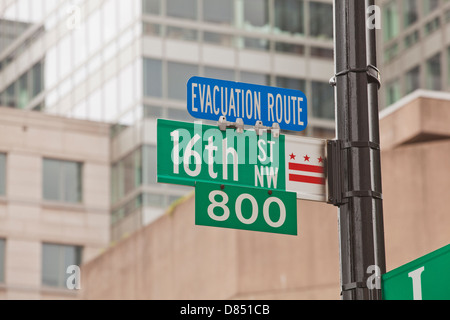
332;0;386;300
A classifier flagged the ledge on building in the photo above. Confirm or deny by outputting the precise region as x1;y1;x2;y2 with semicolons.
380;90;450;150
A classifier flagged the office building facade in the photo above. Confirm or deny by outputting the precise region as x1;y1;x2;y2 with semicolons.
380;0;450;108
0;107;110;299
0;0;336;242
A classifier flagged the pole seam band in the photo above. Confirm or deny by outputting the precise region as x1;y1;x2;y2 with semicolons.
341;282;368;293
344;190;383;200
330;64;381;89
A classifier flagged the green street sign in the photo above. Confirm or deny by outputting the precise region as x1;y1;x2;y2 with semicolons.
157;119;327;202
382;244;450;300
195;182;298;236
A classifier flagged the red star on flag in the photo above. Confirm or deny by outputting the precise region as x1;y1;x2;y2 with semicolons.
289;153;296;160
318;157;324;164
304;155;310;162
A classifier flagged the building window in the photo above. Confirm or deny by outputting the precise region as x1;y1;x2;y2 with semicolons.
405;66;421;94
0;239;5;283
167;0;197;20
204;66;235;82
274;0;305;36
241;71;270;86
383;1;400;41
424;17;440;35
143;145;157;187
385;79;401;107
404;30;420;48
143;58;163;98
111;148;143;205
142;0;161;15
42;243;82;288
167;62;198;100
423;0;439;16
312;81;335;120
276;76;306;92
203;0;233;25
0;153;5;196
426;53;442;91
309;1;333;39
243;0;270;29
404;0;419;27
43;159;83;204
447;47;450;87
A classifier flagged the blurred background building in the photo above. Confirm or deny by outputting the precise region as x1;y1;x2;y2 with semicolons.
0;0;450;300
380;0;450;107
0;0;336;242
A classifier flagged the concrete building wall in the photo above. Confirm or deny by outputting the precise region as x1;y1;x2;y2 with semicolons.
0;107;110;299
81;92;450;300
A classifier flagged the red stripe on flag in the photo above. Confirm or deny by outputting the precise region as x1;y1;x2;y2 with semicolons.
289;174;325;185
289;163;324;174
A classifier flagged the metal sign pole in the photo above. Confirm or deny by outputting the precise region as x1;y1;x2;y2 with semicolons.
331;0;386;300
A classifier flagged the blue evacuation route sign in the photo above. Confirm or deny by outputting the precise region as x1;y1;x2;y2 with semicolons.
187;76;308;132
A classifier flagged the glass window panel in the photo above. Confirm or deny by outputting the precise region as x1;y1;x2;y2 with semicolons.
312;81;335;120
241;71;270;86
243;37;270;51
143;58;162;97
118;0;133;31
204;66;235;81
144;193;166;207
103;0;118;44
203;0;233;24
87;10;101;57
385;79;401;107
143;0;161;15
42;244;61;287
119;64;134;112
135;148;143;188
143;145;157;186
42;243;82;288
309;1;333;39
243;0;269;29
0;239;4;283
59;35;72;80
18;72;29;109
64;161;83;203
43;159;61;202
274;0;305;35
123;152;135;195
143;105;164;118
404;0;419;27
423;0;439;15
424;17;440;35
167;26;198;41
167;0;197;20
426;53;442;91
43;159;82;203
168;108;192;121
310;47;334;59
104;77;119;121
167;62;198;100
276;76;306;92
32;62;43;98
405;66;421;94
143;22;163;36
383;1;399;41
447;47;450;87
404;30;420;49
0;154;5;196
5;82;16;108
203;32;234;46
275;42;305;55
